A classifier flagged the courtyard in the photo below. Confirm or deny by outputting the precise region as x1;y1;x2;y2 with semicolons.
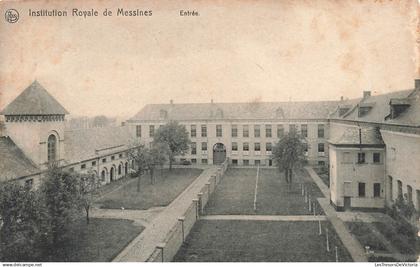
173;166;352;262
205;167;324;215
95;168;203;210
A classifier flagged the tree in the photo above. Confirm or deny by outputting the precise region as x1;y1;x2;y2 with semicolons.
153;121;190;170
272;131;307;185
146;143;168;184
0;181;47;261
127;143;149;192
91;115;109;128
77;171;101;224
41;165;81;251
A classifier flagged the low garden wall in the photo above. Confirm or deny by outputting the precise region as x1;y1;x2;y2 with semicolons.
146;159;229;262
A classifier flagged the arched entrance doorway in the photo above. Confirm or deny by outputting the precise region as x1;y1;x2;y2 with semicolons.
125;162;128;175
110;167;115;181
213;143;226;164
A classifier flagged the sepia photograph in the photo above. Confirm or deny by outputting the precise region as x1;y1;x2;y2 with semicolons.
0;0;419;264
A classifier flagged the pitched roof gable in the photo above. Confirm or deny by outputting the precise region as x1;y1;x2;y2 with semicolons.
0;81;69;115
0;136;40;182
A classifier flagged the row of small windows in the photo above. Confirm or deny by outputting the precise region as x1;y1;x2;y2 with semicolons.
189;142;325;154
358;182;381;198
341;152;382;164
135;124;325;138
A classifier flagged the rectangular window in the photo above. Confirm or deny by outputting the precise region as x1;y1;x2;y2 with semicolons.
102;158;106;163
397;180;403;198
201;125;207;137
243;159;249;166
216;125;223;137
191;142;197;155
243;125;249;137
254;143;260;151
25;179;33;188
289;124;296;134
243;142;249;151
318;161;325;166
318;143;325;152
111;155;115;160
201;142;207;151
231;125;238;137
232;159;238;165
255;160;261;166
374;183;381;198
265;125;272;138
277;125;284;138
149;125;155;137
201;159;208;164
301;124;308;138
136;125;141;137
357;153;366;164
407;186;413;202
81;164;86;169
373;153;381;163
191;158;197;164
92;161;96;166
318;124;325;138
358;183;366;197
266;143;272;152
232;142;238;151
190;125;196;137
254;125;260;138
119;153;123;158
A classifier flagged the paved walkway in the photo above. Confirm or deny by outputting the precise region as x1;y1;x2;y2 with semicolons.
90;206;164;227
113;166;219;262
201;215;328;221
305;166;368;262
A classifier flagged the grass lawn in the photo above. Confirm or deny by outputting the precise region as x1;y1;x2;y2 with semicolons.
205;168;324;215
372;221;418;255
52;218;143;261
173;220;352;262
346;221;389;253
96;168;202;210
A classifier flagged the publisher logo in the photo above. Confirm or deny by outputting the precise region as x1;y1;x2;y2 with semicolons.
5;9;19;23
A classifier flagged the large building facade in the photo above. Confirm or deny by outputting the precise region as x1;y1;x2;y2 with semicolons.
1;79;419;214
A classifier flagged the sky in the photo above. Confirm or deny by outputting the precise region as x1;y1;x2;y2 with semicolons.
0;0;419;118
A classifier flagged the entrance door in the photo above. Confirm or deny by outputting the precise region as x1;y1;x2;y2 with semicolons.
110;167;115;181
213;143;226;164
344;197;351;211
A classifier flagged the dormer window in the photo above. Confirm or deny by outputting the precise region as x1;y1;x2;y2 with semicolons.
389;98;411;119
358;103;374;117
275;107;284;118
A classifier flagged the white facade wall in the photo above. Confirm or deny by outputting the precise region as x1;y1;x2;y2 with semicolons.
129;120;329;166
381;130;420;210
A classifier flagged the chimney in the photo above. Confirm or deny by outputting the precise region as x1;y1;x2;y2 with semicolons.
170;99;173;105
363;91;371;98
211;99;214;104
415;79;420;90
340;96;344;101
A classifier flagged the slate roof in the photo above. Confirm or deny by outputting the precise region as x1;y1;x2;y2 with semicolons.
0;136;39;182
64;126;135;164
386;89;420;127
129;101;340;121
328;127;384;146
0;81;69;115
341;89;413;124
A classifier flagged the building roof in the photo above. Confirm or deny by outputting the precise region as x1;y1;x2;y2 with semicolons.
64;126;135;164
0;136;39;182
129;101;340;122
0;81;69;115
328;127;384;147
341;89;413;124
386;89;420;127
